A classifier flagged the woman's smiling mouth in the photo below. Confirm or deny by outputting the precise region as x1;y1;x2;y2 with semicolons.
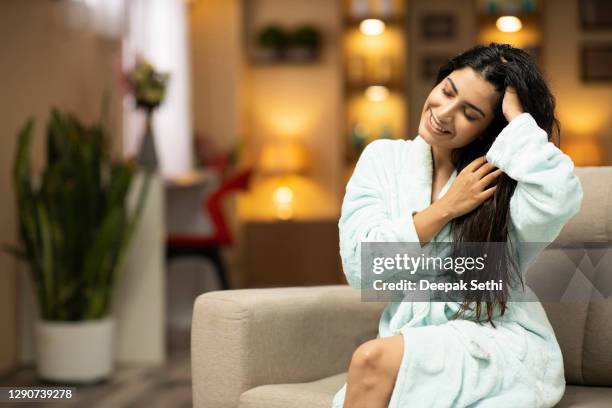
428;109;452;135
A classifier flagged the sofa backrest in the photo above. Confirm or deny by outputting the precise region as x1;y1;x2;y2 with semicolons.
531;167;612;386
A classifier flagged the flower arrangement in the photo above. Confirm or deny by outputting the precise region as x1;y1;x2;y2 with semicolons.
125;59;170;112
123;58;170;170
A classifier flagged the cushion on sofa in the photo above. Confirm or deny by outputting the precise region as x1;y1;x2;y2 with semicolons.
538;167;612;386
556;385;612;407
236;372;612;408
238;372;346;408
558;167;612;242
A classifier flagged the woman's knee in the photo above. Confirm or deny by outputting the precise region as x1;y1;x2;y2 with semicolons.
348;340;385;390
350;340;384;371
350;336;404;379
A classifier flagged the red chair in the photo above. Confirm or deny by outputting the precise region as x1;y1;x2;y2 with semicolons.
166;168;253;289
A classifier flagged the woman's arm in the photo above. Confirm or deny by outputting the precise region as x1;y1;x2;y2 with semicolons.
339;139;500;289
412;203;453;244
485;112;584;245
339;139;421;288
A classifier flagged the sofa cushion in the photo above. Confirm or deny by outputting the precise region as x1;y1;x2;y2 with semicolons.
237;372;611;408
238;372;346;408
558;167;612;242
542;301;590;385
556;385;612;407
531;244;612;386
583;301;612;385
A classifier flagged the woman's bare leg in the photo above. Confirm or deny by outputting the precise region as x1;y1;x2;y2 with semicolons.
343;335;405;408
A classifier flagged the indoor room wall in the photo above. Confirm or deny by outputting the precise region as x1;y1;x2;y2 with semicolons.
543;0;612;164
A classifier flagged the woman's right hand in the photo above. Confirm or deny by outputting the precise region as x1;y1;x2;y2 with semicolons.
437;156;502;220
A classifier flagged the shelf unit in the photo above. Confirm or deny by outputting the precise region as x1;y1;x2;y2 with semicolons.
242;0;325;66
341;0;409;171
476;1;544;67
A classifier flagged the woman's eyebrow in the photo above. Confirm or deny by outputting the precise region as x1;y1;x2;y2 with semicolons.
446;78;486;118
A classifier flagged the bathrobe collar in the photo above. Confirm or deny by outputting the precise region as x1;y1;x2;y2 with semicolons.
404;135;457;212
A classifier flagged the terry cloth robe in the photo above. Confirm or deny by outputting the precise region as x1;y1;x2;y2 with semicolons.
331;113;584;408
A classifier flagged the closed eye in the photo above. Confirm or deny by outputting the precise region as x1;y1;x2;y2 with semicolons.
442;86;479;121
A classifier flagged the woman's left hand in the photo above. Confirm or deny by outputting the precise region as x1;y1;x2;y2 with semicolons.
502;86;524;122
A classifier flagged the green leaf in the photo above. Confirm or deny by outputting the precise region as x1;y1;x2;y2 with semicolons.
11;107;144;321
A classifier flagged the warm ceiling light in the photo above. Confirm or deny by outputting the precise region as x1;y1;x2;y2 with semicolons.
365;85;389;102
360;19;386;36
496;16;522;32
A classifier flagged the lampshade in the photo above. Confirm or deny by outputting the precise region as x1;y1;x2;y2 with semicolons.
258;140;310;176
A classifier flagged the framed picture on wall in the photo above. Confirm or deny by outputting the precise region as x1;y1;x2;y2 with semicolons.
580;0;612;30
421;13;456;40
581;43;612;81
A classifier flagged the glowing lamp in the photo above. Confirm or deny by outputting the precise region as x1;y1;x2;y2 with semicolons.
258;140;310;176
273;186;294;220
360;19;385;36
496;16;522;33
365;85;389;102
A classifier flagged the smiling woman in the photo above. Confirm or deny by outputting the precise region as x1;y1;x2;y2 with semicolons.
332;43;583;408
419;68;498;148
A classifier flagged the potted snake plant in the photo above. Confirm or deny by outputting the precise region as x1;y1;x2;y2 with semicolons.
6;109;150;383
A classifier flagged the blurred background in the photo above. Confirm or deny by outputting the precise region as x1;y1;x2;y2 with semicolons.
1;0;611;405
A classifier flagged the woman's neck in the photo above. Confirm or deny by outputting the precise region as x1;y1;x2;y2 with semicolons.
431;145;455;176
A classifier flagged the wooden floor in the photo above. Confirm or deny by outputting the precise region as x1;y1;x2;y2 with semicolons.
0;331;192;408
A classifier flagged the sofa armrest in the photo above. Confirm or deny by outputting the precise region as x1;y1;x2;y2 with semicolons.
191;285;385;408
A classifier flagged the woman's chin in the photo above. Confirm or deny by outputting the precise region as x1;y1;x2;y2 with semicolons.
419;123;454;147
418;125;440;146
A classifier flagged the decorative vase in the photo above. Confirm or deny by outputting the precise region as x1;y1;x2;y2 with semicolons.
137;109;159;171
35;318;114;383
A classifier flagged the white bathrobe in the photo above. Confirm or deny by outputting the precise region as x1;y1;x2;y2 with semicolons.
332;113;584;407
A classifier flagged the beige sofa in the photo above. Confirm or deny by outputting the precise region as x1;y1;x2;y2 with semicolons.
192;167;612;408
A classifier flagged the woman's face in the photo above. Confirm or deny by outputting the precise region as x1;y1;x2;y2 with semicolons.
418;67;501;150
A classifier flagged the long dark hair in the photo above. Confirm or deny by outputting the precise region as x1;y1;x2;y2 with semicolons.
434;43;560;325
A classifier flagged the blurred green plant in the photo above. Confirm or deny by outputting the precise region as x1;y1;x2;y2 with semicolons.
256;25;288;52
290;25;321;49
5;109;151;321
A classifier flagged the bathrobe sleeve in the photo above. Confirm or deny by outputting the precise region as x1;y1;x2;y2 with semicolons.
338;139;421;289
485;113;583;252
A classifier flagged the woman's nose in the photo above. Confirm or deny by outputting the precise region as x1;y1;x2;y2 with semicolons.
436;103;454;124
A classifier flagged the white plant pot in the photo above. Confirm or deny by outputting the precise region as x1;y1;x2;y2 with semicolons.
35;318;114;383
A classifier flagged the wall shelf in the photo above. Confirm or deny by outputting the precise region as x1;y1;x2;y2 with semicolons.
343;15;407;27
248;56;321;66
341;0;408;172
